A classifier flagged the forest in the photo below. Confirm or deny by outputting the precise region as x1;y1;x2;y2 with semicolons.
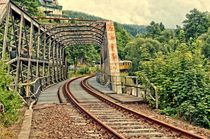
0;0;209;129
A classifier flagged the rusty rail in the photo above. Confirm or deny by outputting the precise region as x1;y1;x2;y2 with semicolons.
62;77;126;139
81;76;206;139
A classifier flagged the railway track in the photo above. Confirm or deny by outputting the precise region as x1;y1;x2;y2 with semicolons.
63;76;206;139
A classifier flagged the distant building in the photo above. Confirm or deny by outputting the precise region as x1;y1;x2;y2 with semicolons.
39;0;63;17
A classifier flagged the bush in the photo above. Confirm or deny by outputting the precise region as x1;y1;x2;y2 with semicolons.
137;48;210;128
77;67;91;75
0;60;22;126
0;90;22;125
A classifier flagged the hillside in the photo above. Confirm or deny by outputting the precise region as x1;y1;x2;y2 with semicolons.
122;24;147;36
63;10;103;20
63;10;147;36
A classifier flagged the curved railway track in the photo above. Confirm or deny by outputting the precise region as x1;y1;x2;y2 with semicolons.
63;76;206;139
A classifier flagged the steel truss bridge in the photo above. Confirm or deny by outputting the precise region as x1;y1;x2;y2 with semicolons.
0;0;121;104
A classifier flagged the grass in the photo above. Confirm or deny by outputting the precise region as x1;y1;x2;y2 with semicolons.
0;107;25;139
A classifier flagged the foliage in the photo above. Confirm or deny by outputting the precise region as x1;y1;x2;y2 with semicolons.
125;37;163;71
69;66;98;77
137;46;210;128
66;44;100;72
123;24;147;36
199;28;210;59
146;21;165;38
11;0;41;16
77;67;91;75
115;23;132;60
183;9;210;40
0;60;22;126
175;25;186;43
63;10;103;20
156;29;175;43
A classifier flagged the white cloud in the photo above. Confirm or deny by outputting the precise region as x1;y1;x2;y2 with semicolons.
58;0;210;28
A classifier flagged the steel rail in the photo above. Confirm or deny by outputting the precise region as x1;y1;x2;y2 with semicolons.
62;77;126;139
81;76;207;139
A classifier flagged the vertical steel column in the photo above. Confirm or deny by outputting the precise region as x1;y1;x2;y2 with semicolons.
55;42;58;82
63;48;67;79
59;46;62;80
2;5;10;58
26;21;34;100
52;41;55;82
48;38;52;83
36;28;40;77
61;47;64;79
65;49;68;79
15;14;24;91
56;44;59;81
43;32;46;77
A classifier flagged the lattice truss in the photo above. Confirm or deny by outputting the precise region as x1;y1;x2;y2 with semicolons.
0;1;110;102
43;22;106;46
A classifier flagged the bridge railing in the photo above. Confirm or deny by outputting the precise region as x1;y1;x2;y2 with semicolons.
9;76;50;104
0;0;9;24
0;0;68;105
96;72;159;109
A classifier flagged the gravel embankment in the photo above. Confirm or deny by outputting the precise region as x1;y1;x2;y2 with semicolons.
30;104;115;139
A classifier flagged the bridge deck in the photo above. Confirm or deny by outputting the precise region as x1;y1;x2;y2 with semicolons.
37;80;68;104
87;77;144;103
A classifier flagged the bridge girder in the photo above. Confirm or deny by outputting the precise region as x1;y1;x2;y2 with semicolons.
0;0;121;104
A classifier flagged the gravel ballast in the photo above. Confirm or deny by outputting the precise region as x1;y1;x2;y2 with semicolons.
30;104;115;139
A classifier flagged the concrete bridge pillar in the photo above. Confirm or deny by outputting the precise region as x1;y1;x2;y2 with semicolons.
103;21;122;94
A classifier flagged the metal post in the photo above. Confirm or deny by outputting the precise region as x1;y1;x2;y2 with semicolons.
62;47;65;79
56;43;59;81
116;76;117;93
136;77;139;97
2;6;10;58
36;28;40;77
48;38;52;82
58;45;62;81
52;41;55;82
26;21;34;101
43;31;46;77
15;14;24;91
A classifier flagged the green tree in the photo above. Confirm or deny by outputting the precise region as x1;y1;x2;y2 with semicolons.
156;29;175;43
175;25;186;42
183;9;210;40
146;21;165;38
198;28;210;59
66;44;100;72
115;23;132;60
125;37;162;71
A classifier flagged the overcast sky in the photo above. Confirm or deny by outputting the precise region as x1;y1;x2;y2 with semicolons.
58;0;210;28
